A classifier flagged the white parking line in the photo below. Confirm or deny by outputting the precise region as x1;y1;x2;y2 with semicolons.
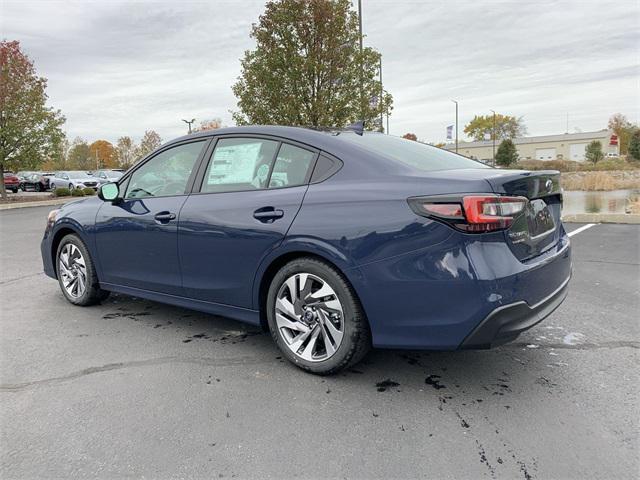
568;223;597;237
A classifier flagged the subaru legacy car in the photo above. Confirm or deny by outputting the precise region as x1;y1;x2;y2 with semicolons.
41;126;571;374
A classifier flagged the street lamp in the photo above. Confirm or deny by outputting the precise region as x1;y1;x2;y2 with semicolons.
182;118;196;134
358;0;364;120
451;100;459;153
379;57;384;132
490;109;496;163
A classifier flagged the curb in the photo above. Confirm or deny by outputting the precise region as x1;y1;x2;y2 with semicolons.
0;198;74;211
562;213;640;224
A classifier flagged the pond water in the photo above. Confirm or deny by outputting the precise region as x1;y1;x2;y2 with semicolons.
562;189;638;215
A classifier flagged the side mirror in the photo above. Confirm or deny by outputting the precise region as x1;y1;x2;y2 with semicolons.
98;183;120;202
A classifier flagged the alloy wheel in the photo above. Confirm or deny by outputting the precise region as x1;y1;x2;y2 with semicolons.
275;273;344;362
58;243;87;298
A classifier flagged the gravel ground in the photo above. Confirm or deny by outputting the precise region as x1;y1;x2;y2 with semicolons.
1;206;638;479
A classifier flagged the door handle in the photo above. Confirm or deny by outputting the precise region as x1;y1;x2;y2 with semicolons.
154;211;176;223
253;207;284;222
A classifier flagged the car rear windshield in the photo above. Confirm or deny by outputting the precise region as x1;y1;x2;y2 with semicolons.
339;133;490;171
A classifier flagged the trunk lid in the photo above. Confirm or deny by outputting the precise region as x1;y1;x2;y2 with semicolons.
484;169;562;261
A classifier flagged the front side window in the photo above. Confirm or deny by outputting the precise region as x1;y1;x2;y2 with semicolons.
201;138;279;193
268;143;315;188
126;141;205;199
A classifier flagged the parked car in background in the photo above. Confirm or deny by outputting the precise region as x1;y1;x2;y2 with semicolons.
41;126;572;374
50;171;100;191
16;171;38;180
3;172;20;193
93;170;124;184
19;172;50;192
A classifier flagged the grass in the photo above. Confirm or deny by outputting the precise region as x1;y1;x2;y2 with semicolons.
516;158;639;172
561;172;640;191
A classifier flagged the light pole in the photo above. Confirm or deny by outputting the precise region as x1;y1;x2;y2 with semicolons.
182;118;195;134
358;0;364;121
490;109;496;163
451;100;458;153
379;57;384;132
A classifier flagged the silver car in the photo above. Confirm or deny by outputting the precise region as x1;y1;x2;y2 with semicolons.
50;171;100;190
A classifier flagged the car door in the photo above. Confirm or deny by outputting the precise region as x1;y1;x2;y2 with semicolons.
94;139;209;295
179;136;318;308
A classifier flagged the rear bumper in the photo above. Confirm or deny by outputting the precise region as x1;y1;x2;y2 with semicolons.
460;274;570;349
352;227;572;350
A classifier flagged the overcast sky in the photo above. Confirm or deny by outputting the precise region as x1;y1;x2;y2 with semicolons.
3;0;639;145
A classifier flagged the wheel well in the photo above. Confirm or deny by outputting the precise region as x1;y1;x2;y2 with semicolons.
257;251;361;331
50;227;77;277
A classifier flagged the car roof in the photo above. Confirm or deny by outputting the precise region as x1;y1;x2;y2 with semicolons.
164;125;410;178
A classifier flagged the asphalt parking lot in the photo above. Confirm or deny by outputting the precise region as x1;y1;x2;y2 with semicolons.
1;206;638;479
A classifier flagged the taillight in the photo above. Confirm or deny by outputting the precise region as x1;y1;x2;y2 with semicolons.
408;194;527;233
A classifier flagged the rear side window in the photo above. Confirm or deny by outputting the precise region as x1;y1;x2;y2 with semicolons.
268;144;316;188
339;132;489;171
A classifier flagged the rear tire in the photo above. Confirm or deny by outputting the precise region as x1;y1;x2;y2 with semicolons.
266;257;371;375
55;234;110;306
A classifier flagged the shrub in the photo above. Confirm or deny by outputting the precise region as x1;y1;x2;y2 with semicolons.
82;188;96;196
585;140;604;164
629;129;640;162
71;188;85;197
53;187;71;197
496;139;518;167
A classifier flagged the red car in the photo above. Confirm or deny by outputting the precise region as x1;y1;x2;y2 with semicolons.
3;173;20;193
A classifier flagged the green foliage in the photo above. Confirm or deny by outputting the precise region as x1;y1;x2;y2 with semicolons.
585;140;604;164
0;40;65;198
67;138;91;170
464;114;526;142
628;129;640;162
71;188;85;197
232;0;393;130
53;187;71;197
495;139;519;167
82;187;96;196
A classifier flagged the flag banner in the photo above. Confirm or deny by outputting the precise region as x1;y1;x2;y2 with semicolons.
446;125;453;140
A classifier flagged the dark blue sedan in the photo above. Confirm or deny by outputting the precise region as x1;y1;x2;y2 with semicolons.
41;126;571;374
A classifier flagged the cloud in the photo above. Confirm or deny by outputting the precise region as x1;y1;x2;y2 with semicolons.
3;0;638;144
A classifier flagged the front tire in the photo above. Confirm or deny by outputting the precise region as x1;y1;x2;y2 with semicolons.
266;258;371;375
55;234;109;306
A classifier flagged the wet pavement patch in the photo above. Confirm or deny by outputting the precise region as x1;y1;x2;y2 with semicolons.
425;374;446;390
102;311;151;320
375;379;400;392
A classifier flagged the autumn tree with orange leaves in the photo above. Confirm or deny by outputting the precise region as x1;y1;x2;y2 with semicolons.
89;140;117;169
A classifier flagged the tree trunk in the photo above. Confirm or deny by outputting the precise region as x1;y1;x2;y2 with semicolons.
0;163;7;200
